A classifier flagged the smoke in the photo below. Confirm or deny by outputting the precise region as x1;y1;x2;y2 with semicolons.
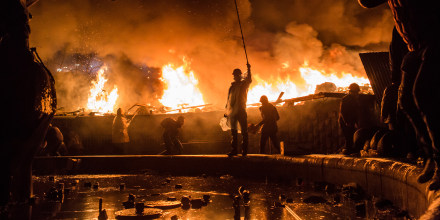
28;0;393;111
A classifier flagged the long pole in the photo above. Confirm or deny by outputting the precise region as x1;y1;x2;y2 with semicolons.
234;0;249;65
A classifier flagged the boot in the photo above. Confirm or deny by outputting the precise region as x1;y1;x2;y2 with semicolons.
241;132;248;157
428;160;440;191
417;158;435;183
228;130;238;157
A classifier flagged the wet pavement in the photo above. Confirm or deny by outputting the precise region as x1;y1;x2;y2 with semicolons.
27;174;409;219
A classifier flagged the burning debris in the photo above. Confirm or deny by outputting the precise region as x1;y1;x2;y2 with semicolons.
53;54;372;116
86;66;118;114
28;0;384;116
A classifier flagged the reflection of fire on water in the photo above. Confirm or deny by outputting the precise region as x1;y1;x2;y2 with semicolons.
159;62;206;113
86;66;119;113
247;61;371;105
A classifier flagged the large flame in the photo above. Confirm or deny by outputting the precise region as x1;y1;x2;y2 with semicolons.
86;66;119;113
247;75;300;105
299;62;371;94
159;63;205;111
247;61;371;104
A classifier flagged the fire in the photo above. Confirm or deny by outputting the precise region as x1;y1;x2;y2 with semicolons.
247;62;371;104
247;75;299;105
86;66;119;113
159;63;205;112
299;63;371;94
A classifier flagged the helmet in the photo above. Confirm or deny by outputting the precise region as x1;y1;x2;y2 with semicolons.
348;83;360;92
259;95;269;103
232;69;242;76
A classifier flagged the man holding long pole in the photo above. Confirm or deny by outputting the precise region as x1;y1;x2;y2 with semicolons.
224;0;252;157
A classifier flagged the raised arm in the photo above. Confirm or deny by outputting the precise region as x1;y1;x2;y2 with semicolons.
244;63;252;84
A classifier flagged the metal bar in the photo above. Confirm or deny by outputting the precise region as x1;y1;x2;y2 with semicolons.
234;0;249;65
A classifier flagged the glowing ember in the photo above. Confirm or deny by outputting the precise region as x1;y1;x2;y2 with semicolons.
159;63;205;111
86;66;119;113
247;62;371;104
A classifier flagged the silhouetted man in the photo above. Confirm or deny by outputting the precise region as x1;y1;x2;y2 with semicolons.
112;108;130;154
339;83;361;155
225;64;252;156
39;124;67;156
160;116;184;155
359;0;440;190
257;95;280;154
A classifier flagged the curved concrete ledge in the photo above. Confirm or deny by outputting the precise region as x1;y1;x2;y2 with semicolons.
33;154;440;218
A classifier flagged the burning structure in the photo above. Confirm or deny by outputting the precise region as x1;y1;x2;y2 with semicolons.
28;0;388;116
27;0;386;156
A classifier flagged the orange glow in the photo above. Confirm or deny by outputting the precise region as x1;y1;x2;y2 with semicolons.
299;62;371;94
159;62;205;112
247;61;371;104
247;75;299;104
86;66;119;113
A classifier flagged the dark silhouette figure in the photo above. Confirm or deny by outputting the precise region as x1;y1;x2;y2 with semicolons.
339;83;361;155
0;0;56;212
39;124;67;156
65;130;84;155
112;108;130;154
257;95;280;154
359;0;440;190
160;116;184;155
225;64;252;156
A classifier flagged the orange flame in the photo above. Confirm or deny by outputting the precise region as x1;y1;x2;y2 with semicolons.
159;62;205;112
247;62;371;104
86;66;119;113
300;62;371;94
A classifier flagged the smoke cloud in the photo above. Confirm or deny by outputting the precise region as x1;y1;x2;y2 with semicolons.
28;0;393;111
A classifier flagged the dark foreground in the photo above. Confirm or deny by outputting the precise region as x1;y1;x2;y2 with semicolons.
23;173;408;220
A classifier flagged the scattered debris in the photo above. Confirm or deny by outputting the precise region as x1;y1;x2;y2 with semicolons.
181;196;191;208
135;202;144;214
190;198;204;209
144;201;182;209
122;194;135;209
202;195;211;203
98;198;108;220
114;208;162;219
